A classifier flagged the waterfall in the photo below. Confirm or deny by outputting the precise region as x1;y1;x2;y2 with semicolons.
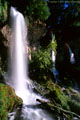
10;7;31;104
8;7;54;120
9;7;43;105
65;43;75;64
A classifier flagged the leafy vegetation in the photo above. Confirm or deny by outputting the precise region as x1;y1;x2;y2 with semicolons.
0;0;8;26
29;43;54;82
31;47;52;71
26;0;50;21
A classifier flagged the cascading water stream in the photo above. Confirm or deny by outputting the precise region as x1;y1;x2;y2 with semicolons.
52;33;59;83
8;7;55;120
65;43;75;64
10;7;34;104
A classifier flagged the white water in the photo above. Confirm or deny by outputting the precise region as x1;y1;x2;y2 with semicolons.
10;7;33;104
52;33;56;63
9;7;55;120
65;43;75;64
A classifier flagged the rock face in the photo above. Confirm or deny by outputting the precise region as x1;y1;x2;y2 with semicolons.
28;20;46;47
0;22;46;61
0;25;11;46
0;83;22;120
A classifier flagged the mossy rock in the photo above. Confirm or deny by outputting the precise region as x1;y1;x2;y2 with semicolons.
34;79;80;118
0;83;22;120
64;88;80;115
45;80;70;111
68;99;80;115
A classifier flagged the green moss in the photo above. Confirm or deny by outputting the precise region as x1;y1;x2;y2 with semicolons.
64;87;80;115
0;83;22;120
46;80;70;111
68;99;80;115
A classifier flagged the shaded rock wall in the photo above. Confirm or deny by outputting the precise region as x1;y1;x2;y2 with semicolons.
55;26;80;85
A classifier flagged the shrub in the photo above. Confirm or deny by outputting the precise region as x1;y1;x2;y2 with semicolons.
0;0;8;25
29;44;53;82
26;0;50;21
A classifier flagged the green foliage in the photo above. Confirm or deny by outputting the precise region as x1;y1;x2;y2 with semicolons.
29;45;52;81
50;34;57;55
0;0;8;25
33;48;51;70
0;84;22;120
31;45;52;73
0;0;50;24
29;38;57;81
26;0;50;21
